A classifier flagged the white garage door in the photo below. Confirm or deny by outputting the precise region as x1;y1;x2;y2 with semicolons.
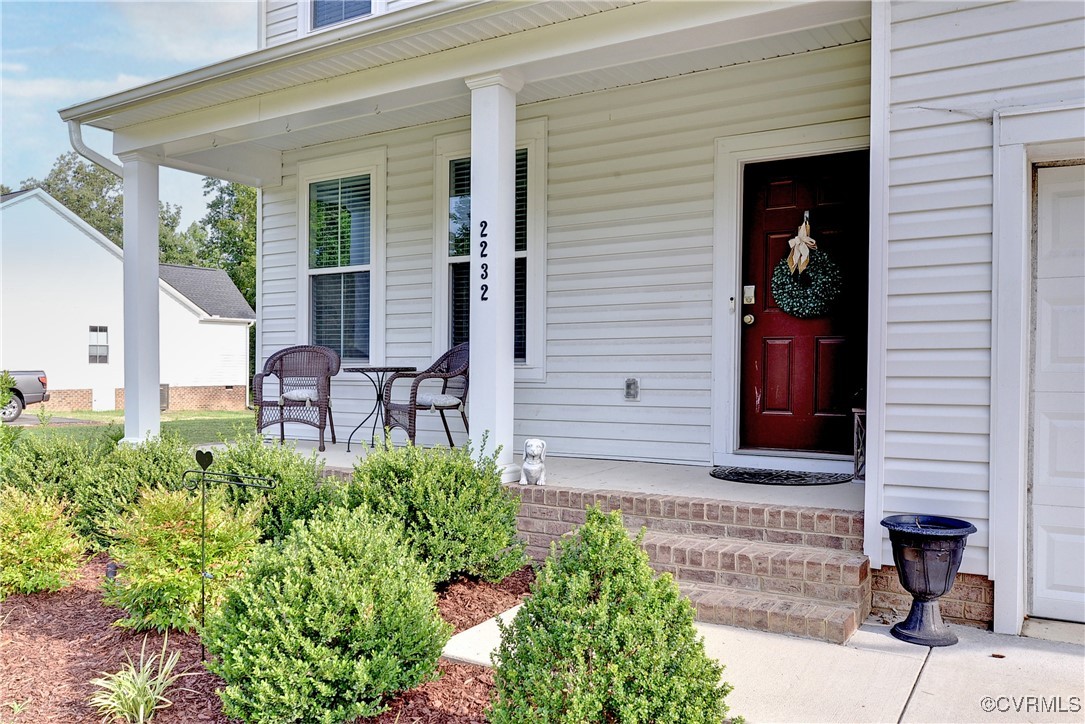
1030;164;1085;623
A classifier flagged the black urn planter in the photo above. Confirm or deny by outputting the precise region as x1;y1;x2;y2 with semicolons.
880;514;977;647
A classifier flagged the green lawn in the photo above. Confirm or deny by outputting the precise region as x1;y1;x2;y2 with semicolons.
27;409;253;446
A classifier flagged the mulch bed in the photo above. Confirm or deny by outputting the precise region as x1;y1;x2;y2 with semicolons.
0;554;534;723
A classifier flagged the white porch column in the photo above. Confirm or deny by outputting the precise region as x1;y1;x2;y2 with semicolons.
119;153;161;444
465;70;522;478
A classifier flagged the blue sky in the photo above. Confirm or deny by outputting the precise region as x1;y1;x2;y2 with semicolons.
1;1;258;226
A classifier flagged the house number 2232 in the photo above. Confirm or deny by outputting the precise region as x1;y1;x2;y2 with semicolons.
479;220;490;302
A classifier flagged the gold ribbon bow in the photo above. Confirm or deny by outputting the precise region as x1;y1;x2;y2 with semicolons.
786;220;817;274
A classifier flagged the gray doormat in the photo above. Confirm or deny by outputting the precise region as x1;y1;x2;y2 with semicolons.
710;466;853;486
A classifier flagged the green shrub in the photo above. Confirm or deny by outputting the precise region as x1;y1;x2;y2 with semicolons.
71;433;194;548
202;506;451;723
0;431;102;500
0;486;86;598
104;486;260;632
211;432;331;542
346;440;526;584
490;506;732;724
0;422;23;462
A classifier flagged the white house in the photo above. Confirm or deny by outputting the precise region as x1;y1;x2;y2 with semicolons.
57;1;1083;636
0;188;255;412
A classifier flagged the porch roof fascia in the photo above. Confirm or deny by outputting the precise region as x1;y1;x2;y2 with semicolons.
59;1;870;186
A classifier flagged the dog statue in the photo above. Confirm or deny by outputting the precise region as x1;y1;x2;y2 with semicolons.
519;438;547;486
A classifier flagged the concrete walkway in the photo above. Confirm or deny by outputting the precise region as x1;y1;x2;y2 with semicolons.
445;608;1085;723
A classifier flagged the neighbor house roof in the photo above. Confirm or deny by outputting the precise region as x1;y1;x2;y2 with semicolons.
0;189;33;203
158;264;255;321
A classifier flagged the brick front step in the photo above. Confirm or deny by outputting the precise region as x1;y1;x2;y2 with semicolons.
642;531;871;609
680;584;862;644
511;484;870;644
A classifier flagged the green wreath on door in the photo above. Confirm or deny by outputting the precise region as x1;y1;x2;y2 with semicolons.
770;218;843;319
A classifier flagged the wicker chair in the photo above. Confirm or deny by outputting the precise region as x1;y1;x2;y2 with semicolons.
254;345;340;452
383;342;469;446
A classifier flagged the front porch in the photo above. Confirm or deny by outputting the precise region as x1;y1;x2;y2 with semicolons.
304;438;864;510
291;438;870;643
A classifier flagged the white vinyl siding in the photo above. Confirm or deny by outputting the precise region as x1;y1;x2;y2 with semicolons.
882;0;1085;575
259;42;869;458
264;0;299;47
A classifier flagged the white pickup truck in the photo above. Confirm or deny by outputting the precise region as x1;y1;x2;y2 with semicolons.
2;371;50;423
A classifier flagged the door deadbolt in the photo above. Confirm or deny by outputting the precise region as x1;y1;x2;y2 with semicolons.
743;314;755;325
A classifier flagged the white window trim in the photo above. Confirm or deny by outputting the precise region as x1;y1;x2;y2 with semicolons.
432;117;547;382
296;147;387;365
297;0;388;37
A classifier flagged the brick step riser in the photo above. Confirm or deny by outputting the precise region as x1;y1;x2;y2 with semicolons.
682;585;861;644
517;520;871;610
512;486;864;552
644;538;871;609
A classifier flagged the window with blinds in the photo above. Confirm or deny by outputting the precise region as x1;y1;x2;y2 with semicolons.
312;0;371;30
88;325;108;364
447;149;528;361
308;174;371;360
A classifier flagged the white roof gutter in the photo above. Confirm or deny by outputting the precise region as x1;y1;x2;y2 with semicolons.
67;120;122;178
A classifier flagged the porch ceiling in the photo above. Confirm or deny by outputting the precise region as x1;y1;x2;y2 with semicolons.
60;0;869;186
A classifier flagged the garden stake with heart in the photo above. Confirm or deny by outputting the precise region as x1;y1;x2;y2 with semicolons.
183;449;276;659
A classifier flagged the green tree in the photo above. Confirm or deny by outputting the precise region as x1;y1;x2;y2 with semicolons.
21;152;124;243
158;203;206;266
0;183;13;195
200;178;256;308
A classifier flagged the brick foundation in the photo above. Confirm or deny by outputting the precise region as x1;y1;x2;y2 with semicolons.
38;389;92;411
115;385;248;411
872;566;994;629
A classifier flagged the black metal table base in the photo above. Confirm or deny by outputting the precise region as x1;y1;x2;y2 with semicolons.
344;367;415;452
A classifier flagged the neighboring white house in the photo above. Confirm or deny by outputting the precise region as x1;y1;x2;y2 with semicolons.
57;0;1083;635
0;188;255;412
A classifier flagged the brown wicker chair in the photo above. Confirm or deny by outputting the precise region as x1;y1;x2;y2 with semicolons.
383;342;469;446
254;345;340;452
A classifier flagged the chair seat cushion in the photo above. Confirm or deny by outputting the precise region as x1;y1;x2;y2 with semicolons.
417;392;462;409
281;388;319;403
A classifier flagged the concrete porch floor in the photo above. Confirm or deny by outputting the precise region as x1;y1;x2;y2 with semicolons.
283;438;865;511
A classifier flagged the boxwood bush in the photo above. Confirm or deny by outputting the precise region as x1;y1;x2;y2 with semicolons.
0;430;104;500
490;506;732;724
345;440;526;584
0;486;86;598
211;432;331;542
202;506;451;723
104;486;260;632
70;433;194;548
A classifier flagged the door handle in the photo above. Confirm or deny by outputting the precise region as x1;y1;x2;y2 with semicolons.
743;314;755;325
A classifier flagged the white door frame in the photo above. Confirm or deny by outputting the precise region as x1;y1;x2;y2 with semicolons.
711;119;870;474
990;102;1085;634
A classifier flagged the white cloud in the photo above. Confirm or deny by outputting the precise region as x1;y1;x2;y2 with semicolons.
0;62;28;73
1;73;152;102
114;1;257;65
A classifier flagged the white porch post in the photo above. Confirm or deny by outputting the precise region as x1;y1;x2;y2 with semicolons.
119;153;161;444
466;70;522;478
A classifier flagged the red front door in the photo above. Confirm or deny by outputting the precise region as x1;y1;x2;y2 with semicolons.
739;151;868;454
